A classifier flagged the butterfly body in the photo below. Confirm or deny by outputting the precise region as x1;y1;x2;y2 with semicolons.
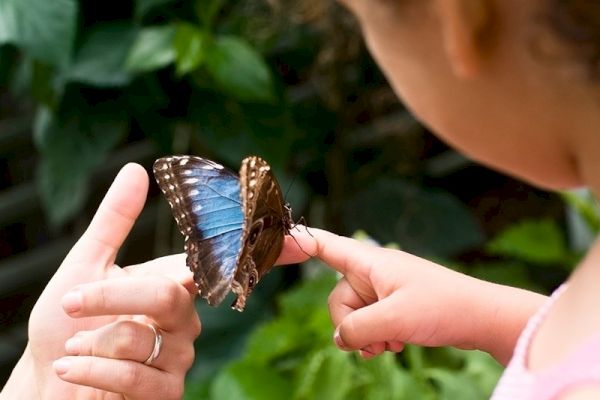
153;155;291;311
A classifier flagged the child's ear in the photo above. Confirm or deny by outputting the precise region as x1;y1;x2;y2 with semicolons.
437;0;495;78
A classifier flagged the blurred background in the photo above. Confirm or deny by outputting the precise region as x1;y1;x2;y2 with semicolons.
1;0;598;398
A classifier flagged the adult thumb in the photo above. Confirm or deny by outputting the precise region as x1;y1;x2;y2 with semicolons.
65;163;149;267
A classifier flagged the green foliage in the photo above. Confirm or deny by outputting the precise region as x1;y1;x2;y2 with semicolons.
0;0;77;67
204;35;275;103
561;190;600;234
343;179;485;258
126;26;176;73
174;23;209;76
135;0;178;20
2;0;285;225
34;103;127;226
486;219;576;267
67;22;137;87
5;2;594;397
185;266;503;400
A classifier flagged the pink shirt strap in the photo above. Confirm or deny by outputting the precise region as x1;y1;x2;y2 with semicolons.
532;336;600;399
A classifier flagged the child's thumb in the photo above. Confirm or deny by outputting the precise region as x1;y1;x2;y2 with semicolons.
334;295;400;351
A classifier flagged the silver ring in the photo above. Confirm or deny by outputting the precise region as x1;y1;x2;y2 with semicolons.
143;323;163;366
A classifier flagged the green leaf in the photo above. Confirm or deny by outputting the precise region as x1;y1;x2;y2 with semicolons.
67;22;137;87
125;26;175;73
211;361;290;400
486;219;571;265
343;179;485;258
424;368;483;400
173;23;209;76
360;353;433;400
293;347;355;400
244;319;304;365
278;270;337;318
188;91;296;167
468;261;544;292
205;35;275;103
195;0;223;28
561;190;600;233
30;61;59;108
0;0;77;67
34;104;126;226
134;0;177;19
461;350;503;396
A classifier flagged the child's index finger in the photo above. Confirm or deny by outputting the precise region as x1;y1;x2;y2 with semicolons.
276;226;377;277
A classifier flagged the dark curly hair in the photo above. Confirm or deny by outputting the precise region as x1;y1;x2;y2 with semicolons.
546;0;600;78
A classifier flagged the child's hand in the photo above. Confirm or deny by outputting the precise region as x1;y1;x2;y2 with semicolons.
12;164;200;400
278;228;545;364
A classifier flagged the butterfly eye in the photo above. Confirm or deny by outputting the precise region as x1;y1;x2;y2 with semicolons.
248;270;258;289
247;221;264;246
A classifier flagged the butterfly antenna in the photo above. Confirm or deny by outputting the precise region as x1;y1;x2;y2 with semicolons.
282;174;316;257
284;173;297;201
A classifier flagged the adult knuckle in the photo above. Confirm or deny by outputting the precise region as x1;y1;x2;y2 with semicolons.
190;314;202;338
113;322;138;356
180;346;196;370
154;278;181;314
118;363;143;391
96;283;112;311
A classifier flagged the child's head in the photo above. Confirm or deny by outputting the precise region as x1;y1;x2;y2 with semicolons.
339;0;600;190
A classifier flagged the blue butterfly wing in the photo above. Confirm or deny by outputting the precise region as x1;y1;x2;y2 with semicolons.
153;156;243;306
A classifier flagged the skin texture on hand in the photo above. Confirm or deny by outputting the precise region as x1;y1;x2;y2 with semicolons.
2;164;200;400
277;227;546;364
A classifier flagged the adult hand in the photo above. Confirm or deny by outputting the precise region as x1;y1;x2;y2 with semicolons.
3;164;200;400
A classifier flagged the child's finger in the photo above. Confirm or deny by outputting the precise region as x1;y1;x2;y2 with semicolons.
53;356;183;400
328;277;372;329
335;294;404;351
387;341;405;352
276;227;381;278
67;163;149;267
276;226;318;265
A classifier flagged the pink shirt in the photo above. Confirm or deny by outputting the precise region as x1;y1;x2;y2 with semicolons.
491;285;600;399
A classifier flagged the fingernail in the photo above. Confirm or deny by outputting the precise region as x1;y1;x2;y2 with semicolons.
359;349;375;359
333;328;347;350
53;358;71;375
62;289;82;313
65;337;81;354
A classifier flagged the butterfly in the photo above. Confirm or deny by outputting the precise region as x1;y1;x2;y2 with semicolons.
153;155;292;311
